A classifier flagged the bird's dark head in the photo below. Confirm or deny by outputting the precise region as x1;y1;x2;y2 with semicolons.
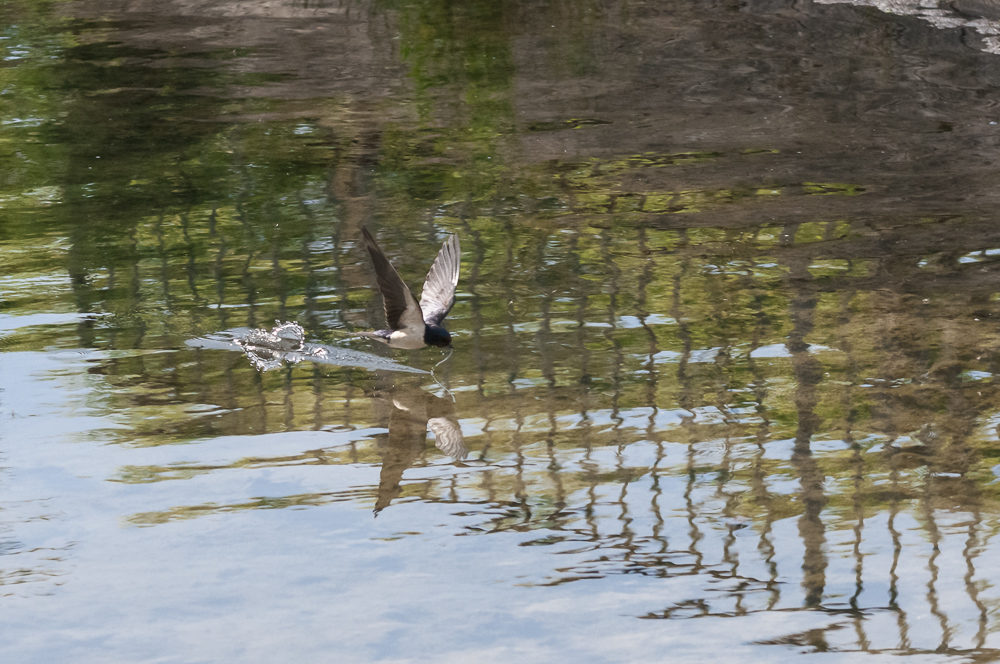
424;325;452;348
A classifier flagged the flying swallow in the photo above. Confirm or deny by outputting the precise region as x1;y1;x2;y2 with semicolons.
359;226;460;349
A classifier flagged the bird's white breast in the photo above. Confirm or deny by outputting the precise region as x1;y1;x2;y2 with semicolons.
387;329;426;349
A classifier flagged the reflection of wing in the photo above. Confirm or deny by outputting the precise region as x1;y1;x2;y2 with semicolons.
419;235;460;326
428;417;467;460
361;227;425;333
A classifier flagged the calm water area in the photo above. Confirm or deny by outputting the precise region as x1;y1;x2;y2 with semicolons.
7;0;1000;661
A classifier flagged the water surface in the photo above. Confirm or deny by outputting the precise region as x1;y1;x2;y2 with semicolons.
5;0;1000;661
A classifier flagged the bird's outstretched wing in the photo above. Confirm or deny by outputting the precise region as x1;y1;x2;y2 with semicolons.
419;234;461;326
361;227;425;333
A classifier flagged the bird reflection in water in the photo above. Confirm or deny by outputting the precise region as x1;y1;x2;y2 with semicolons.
371;381;467;514
191;322;463;514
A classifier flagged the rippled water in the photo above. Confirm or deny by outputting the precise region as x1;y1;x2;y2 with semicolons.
6;0;1000;661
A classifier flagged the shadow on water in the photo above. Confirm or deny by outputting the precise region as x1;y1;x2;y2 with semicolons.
8;0;1000;660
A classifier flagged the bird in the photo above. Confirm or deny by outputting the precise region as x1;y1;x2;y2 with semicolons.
358;226;460;349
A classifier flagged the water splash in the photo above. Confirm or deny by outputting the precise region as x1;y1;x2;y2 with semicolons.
186;321;428;374
429;345;456;401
